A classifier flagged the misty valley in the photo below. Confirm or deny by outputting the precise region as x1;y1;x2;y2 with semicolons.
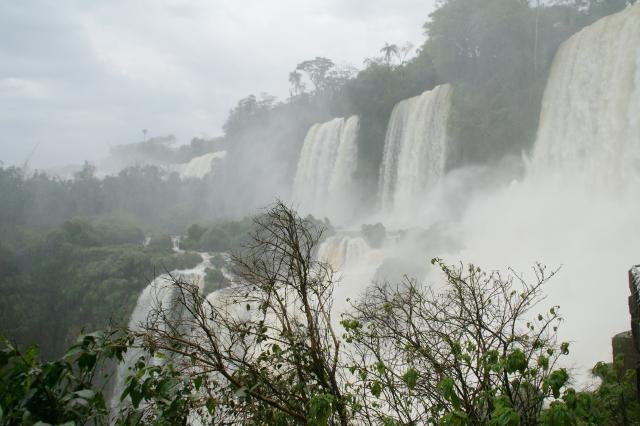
1;0;640;424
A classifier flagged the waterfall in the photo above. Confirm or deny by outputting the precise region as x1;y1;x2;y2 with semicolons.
317;235;370;270
316;234;384;315
379;84;453;214
292;116;359;221
448;4;640;381
531;4;640;190
179;151;227;179
110;247;211;411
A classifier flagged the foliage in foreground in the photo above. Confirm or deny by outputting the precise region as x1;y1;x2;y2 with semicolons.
2;203;639;425
342;260;566;424
0;331;130;426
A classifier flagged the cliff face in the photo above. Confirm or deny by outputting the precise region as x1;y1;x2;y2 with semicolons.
622;266;640;388
629;266;640;349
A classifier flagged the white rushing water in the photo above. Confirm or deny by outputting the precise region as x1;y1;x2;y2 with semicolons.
378;84;453;215
437;4;640;379
531;4;640;191
317;235;370;270
292;116;359;222
179;151;227;179
110;238;212;412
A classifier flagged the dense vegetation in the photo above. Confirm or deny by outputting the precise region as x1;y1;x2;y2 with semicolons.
181;219;254;253
0;217;201;359
0;163;220;358
0;163;221;245
1;203;638;425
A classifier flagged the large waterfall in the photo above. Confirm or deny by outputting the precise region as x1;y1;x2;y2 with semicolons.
378;84;453;214
531;4;640;189
449;4;640;381
292;116;359;222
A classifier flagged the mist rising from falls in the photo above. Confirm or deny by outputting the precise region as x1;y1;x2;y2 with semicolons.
531;4;640;190
379;84;452;215
292;116;359;222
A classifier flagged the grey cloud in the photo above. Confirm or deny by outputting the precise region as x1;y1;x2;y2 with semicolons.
0;0;435;168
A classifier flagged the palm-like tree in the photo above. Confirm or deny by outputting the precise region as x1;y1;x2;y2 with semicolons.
380;42;399;65
288;70;304;96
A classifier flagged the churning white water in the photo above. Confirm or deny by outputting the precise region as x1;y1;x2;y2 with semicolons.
292;116;359;222
317;235;370;270
379;84;452;215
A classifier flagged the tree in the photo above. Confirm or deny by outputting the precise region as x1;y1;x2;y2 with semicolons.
296;57;335;92
582;0;637;23
288;70;306;97
0;330;203;425
380;43;399;66
0;331;130;425
541;355;640;425
222;93;278;136
0;166;29;244
421;0;585;166
341;259;569;424
133;201;351;424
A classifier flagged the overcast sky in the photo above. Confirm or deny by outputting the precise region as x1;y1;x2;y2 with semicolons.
1;0;435;169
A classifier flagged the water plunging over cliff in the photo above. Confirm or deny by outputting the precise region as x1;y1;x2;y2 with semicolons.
531;4;640;190
451;4;640;380
292;116;359;222
110;240;211;411
379;84;453;214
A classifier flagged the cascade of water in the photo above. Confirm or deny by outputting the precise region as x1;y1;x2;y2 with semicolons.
328;116;360;202
292;116;359;222
110;248;211;412
379;84;453;214
449;4;640;381
531;4;640;190
316;235;370;270
179;151;227;179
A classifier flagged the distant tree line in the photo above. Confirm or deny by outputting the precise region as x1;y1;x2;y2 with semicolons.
0;162;225;250
0;163;251;359
0;215;201;359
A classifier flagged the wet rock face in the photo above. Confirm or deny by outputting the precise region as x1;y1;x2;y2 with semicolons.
612;331;640;375
628;266;640;354
624;266;640;392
